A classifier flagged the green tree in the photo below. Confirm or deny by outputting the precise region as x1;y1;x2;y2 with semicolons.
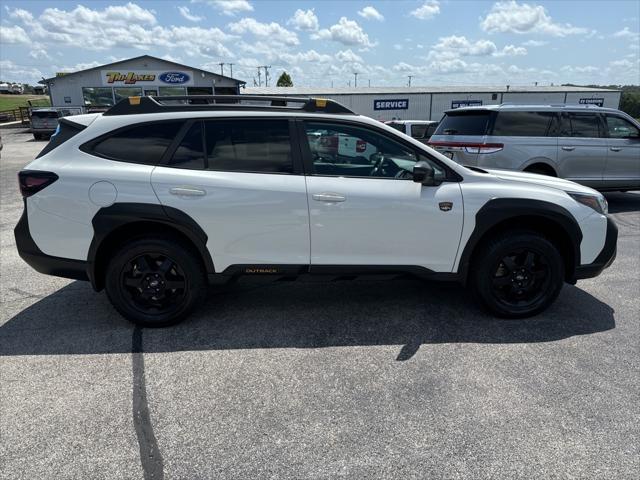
276;71;293;87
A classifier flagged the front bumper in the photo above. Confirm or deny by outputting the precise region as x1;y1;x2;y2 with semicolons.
14;203;89;281
573;216;618;281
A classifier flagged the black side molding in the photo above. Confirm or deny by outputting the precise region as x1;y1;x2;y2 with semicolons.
89;203;215;290
456;198;583;283
14;203;89;281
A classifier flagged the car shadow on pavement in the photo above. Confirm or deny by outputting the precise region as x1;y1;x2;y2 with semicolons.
605;191;640;214
0;276;615;360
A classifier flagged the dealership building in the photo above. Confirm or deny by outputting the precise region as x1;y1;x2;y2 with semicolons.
40;55;245;109
244;86;622;121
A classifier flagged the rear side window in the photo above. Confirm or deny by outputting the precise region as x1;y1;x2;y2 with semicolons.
563;113;602;138
411;124;428;138
491;111;554;137
36;120;85;159
169;122;204;169
204;119;292;173
433;111;491;136
90;121;183;165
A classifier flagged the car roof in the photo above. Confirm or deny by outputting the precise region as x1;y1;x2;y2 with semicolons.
444;104;623;114
386;120;438;124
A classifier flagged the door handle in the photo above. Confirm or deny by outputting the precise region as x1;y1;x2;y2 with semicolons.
610;147;622;152
170;186;206;197
312;192;346;203
561;146;575;151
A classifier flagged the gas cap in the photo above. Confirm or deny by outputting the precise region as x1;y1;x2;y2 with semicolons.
89;181;117;207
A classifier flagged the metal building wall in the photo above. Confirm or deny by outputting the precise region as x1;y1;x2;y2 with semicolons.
48;57;240;108
430;93;497;121
564;91;621;108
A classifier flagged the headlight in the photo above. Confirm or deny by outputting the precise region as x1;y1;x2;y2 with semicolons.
567;192;608;214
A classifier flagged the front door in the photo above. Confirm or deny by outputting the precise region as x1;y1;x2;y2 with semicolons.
151;118;310;273
603;114;640;190
557;112;608;189
300;120;464;273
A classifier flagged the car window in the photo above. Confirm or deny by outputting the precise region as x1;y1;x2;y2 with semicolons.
304;121;445;180
432;111;491;136
91;121;183;165
411;124;428;138
204;119;293;174
567;113;602;138
169;122;204;169
492;111;554;137
385;122;405;133
425;124;438;137
606;115;640;139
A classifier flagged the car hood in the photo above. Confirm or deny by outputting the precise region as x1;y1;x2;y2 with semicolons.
485;168;599;194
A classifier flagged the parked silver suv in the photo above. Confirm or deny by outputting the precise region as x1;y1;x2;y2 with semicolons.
429;104;640;191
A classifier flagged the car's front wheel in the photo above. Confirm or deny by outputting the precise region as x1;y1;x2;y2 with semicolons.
471;231;564;318
105;236;207;327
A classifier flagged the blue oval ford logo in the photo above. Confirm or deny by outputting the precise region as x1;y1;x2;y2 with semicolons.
159;72;190;84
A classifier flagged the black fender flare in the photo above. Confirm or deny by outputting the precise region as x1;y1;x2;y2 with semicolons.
456;198;582;283
88;203;215;290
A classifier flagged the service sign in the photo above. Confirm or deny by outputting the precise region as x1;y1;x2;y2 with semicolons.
451;100;483;109
101;70;194;87
374;99;409;110
579;98;604;107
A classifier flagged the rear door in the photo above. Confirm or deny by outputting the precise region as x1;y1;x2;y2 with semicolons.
151;118;310;273
602;114;640;190
428;110;492;165
557;112;608;188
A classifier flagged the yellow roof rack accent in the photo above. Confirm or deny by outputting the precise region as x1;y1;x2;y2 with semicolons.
315;98;327;108
128;96;141;105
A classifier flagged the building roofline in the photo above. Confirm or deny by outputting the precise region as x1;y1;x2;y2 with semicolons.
39;54;245;85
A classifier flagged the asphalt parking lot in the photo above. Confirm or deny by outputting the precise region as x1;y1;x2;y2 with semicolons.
0;127;638;479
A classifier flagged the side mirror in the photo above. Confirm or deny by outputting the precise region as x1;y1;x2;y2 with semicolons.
413;161;440;186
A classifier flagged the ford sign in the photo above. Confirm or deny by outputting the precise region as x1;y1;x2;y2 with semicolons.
159;72;190;85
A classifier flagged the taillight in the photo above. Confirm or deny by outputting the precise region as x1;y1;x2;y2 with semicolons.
428;141;504;154
18;170;59;198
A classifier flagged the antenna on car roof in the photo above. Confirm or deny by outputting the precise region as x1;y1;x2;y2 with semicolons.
103;95;355;116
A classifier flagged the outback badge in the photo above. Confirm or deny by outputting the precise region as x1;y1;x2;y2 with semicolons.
439;201;453;212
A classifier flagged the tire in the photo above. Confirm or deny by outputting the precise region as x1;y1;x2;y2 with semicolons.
470;230;564;318
105;235;207;327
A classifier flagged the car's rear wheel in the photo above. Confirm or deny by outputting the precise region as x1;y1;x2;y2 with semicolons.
471;231;564;318
105;236;207;327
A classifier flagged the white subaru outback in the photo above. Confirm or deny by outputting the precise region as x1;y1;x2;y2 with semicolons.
15;96;617;326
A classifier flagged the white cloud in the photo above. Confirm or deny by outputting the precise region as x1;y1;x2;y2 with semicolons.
198;0;253;16
480;1;588;36
178;6;203;22
0;25;30;44
494;44;527;56
613;27;640;43
336;49;364;64
393;44;403;51
4;5;233;57
288;9;319;31
312;17;375;49
433;35;497;56
358;6;384;21
0;60;43;83
228;18;299;46
522;39;547;47
410;1;440;20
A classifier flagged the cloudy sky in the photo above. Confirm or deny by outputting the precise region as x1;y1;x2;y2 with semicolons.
0;0;638;87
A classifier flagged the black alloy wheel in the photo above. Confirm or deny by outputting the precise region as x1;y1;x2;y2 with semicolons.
490;248;551;309
105;236;207;327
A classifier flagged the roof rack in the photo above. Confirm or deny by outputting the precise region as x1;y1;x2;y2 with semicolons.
103;95;355;116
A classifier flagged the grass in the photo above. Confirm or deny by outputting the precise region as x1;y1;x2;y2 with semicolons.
0;94;50;111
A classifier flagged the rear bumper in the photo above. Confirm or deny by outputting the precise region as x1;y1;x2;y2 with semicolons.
573;216;618;281
14;204;89;281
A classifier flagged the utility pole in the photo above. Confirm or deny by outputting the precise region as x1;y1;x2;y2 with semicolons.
228;63;234;78
407;75;413;87
368;79;371;87
353;72;358;87
262;66;271;87
218;62;225;76
257;67;262;86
